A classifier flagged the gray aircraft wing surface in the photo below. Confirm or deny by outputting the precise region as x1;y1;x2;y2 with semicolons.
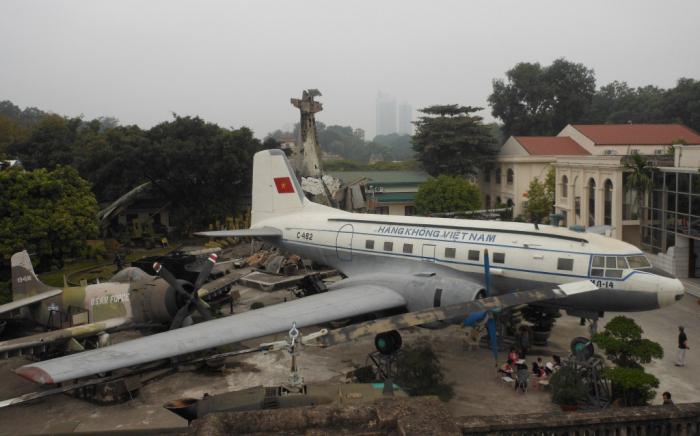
15;285;407;384
0;289;63;316
195;227;282;238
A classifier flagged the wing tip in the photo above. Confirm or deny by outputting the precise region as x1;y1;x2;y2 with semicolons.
15;365;54;385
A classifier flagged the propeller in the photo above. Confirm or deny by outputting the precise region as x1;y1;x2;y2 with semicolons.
462;248;499;361
153;253;218;330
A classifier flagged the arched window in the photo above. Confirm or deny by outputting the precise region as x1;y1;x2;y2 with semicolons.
506;198;514;207
604;179;613;226
588;178;596;227
495;168;502;185
561;175;568;198
496;196;502;206
485;195;491;209
506;168;514;184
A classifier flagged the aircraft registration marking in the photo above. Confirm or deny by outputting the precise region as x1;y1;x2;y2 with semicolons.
296;231;314;241
16;275;33;283
590;279;615;289
91;293;130;307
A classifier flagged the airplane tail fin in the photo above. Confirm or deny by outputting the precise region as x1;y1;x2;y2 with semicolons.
251;149;308;226
11;251;53;300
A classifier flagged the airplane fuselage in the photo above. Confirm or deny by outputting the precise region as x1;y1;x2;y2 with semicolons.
259;204;684;315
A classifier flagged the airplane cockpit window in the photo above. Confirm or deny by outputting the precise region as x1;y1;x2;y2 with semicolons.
626;255;652;270
591;256;627;278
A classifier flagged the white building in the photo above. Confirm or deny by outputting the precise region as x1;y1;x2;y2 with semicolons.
481;124;700;248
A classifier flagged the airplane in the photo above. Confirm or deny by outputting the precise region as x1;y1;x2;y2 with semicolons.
14;149;684;385
0;250;238;359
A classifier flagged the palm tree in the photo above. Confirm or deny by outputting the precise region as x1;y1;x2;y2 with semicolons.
624;153;653;226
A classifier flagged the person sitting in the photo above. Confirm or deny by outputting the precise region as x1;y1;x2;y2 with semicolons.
544;361;555;376
553;355;562;369
508;347;519;364
498;359;514;377
532;357;546;377
514;359;529;392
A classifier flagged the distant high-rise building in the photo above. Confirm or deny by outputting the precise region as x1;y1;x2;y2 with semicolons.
376;92;397;136
398;103;412;135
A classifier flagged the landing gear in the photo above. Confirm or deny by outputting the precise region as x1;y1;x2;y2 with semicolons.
374;330;402;355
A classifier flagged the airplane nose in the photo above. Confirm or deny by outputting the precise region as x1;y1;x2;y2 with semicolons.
657;277;685;308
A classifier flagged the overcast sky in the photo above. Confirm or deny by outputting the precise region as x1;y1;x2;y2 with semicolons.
1;0;699;139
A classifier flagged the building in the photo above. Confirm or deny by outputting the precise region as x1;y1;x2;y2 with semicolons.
376;92;397;135
481;124;700;246
480;136;590;218
398;103;413;135
641;145;700;277
328;170;429;216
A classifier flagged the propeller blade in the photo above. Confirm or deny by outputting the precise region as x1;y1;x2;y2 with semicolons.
483;248;491;297
169;304;193;330
153;262;190;300
193;253;218;291
192;297;214;321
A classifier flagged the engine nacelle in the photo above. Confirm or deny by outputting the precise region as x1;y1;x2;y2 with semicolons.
329;273;486;328
130;279;191;324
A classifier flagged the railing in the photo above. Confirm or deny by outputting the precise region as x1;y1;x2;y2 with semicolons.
456;403;700;435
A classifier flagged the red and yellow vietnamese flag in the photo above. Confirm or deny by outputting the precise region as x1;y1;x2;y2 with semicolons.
274;177;295;194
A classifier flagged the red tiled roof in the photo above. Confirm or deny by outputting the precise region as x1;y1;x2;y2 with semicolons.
570;124;700;145
513;136;590;156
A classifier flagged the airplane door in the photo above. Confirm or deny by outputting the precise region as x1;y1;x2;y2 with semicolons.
336;224;354;261
422;244;436;262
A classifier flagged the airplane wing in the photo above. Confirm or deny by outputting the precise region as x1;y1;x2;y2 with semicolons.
195;227;282;238
0;317;132;359
0;289;63;316
15;285;407;384
196;271;241;299
16;280;596;385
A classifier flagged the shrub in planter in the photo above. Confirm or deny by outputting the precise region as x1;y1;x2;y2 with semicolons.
549;365;587;409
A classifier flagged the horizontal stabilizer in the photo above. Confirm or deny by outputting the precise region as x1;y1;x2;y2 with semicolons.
0;289;63;316
195;227;282;238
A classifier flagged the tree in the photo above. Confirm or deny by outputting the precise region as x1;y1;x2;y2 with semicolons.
488;59;596;137
7;115;82;170
414;175;481;215
0;166;99;273
412;105;497;177
624;154;653;225
664;78;700;132
524;176;552;223
395;344;455;401
593;316;663;406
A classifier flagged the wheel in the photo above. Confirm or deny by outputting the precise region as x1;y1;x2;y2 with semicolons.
375;330;402;355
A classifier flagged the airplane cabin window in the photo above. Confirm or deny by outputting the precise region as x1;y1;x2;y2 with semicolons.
493;252;505;263
445;247;456;258
366;240;375;249
468;250;480;261
384;241;393;251
403;243;413;254
557;258;574;271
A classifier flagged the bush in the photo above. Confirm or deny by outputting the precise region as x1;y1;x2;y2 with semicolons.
549;364;588;406
604;366;659;407
395;344;454;401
